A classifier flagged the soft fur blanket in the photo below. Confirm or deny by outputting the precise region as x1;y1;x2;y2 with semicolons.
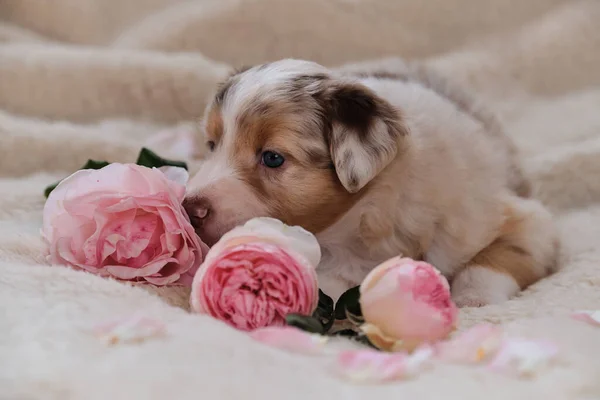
1;0;600;399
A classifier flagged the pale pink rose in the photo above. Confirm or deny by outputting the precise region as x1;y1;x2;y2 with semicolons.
359;256;458;352
190;217;320;331
42;163;208;285
250;326;328;355
336;346;434;384
434;323;504;364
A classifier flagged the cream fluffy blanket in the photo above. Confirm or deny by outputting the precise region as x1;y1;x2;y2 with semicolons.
1;0;600;399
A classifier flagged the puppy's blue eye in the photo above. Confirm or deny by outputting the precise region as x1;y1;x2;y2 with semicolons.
261;151;285;168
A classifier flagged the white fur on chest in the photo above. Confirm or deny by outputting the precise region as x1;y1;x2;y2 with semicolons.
314;208;379;300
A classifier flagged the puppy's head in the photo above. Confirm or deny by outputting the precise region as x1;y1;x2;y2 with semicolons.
184;59;408;246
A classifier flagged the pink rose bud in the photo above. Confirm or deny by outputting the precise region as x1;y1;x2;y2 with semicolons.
190;217;320;331
42;163;208;286
359;256;458;352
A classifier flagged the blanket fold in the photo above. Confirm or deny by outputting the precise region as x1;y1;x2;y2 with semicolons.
1;1;599;399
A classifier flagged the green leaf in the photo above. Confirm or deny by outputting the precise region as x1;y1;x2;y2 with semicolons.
285;313;325;334
334;285;362;320
331;328;359;338
80;159;111;170
135;147;188;170
312;289;335;333
44;159;110;198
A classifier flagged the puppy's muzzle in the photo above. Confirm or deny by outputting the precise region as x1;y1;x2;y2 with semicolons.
183;196;212;230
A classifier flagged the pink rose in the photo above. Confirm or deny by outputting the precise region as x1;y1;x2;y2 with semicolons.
359;256;458;352
190;217;320;331
42;163;208;285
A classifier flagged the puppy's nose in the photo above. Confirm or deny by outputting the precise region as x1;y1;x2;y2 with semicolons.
183;197;211;229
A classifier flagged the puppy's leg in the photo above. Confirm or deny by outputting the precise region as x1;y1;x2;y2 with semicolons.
451;197;559;307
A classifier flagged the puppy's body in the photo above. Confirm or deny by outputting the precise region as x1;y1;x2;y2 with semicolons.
316;73;556;303
185;59;558;307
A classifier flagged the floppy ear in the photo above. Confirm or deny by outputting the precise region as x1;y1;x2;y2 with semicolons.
322;81;409;193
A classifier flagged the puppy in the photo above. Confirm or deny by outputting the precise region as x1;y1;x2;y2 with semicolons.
184;59;558;307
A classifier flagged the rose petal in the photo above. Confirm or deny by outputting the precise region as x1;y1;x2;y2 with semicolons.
104;257;170;280
211;217;322;269
42;169;96;242
114;212;159;260
435;323;504;364
250;326;328;355
144;270;183;285
571;310;600;327
487;338;559;378
91;314;167;345
336;346;434;384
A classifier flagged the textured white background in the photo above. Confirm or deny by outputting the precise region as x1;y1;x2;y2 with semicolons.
0;0;599;399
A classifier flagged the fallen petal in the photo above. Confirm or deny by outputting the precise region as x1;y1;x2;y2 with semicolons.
487;338;559;378
91;314;167;345
336;346;434;384
435;323;504;364
250;326;328;355
571;310;600;327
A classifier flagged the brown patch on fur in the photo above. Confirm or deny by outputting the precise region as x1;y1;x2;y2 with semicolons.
317;82;409;193
227;95;364;233
469;205;540;288
304;147;333;169
270;165;364;233
204;107;224;143
321;83;408;143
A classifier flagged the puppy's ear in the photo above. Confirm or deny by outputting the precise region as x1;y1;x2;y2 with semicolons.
322;81;409;193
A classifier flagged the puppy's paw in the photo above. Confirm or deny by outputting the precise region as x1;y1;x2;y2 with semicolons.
451;265;519;308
